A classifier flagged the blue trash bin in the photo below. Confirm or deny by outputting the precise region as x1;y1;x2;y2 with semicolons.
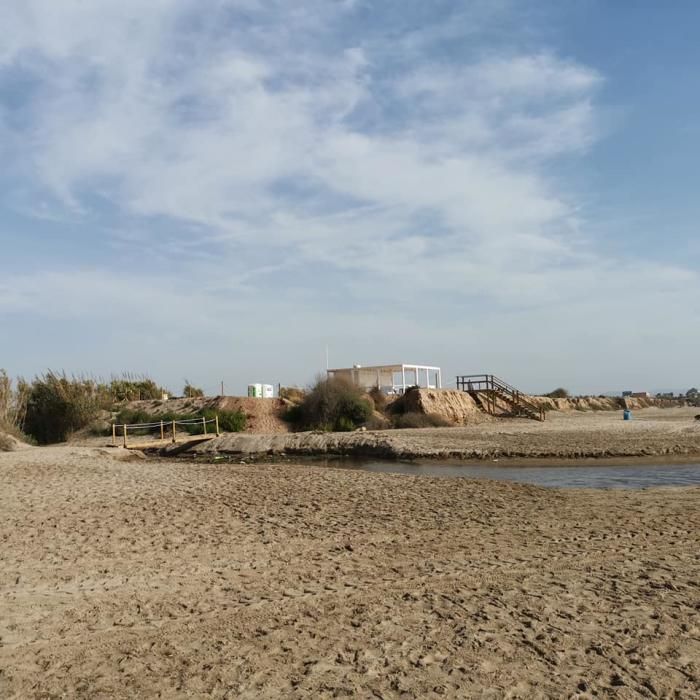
623;409;631;420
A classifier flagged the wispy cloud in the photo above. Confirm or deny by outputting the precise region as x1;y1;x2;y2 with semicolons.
0;1;696;390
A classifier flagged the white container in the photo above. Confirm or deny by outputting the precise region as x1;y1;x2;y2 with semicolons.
247;383;262;398
262;384;274;398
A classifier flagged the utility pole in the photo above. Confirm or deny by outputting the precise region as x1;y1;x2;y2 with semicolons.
220;380;224;397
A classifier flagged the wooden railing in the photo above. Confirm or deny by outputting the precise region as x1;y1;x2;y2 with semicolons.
111;416;220;448
456;374;545;421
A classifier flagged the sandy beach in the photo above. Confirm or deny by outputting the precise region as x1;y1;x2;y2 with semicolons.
176;406;700;462
1;445;698;698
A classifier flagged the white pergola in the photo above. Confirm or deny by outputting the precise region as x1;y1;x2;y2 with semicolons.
327;363;442;394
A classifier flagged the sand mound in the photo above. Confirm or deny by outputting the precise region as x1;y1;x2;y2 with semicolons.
123;396;289;434
217;397;289;433
0;430;31;452
530;395;677;413
390;388;488;425
393;390;665;422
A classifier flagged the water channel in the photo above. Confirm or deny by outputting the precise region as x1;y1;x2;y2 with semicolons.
323;459;700;489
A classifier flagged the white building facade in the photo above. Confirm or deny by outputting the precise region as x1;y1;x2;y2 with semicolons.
327;363;442;395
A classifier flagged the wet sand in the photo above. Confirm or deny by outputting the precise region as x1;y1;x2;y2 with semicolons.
1;447;698;698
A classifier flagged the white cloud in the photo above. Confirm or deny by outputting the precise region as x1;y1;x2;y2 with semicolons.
0;1;697;390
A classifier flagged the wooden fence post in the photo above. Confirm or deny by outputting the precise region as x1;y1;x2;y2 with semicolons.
123;424;128;448
172;420;176;444
203;415;207;435
112;423;116;446
160;420;164;441
215;415;220;436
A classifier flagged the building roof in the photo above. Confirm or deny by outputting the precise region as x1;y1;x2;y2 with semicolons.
328;363;441;372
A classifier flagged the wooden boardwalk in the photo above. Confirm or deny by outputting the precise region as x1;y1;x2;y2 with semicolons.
123;434;216;451
456;374;546;421
112;416;220;450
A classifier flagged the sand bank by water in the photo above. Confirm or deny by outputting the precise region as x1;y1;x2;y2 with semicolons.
172;407;700;462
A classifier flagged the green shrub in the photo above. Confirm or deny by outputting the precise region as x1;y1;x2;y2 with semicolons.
115;408;152;425
368;387;387;411
546;387;570;399
23;371;112;444
393;412;452;429
112;407;246;437
335;416;356;432
109;375;165;401
183;381;205;398
283;404;303;424
289;377;372;431
200;408;246;433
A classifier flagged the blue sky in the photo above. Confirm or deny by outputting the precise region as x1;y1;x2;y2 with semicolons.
1;1;698;395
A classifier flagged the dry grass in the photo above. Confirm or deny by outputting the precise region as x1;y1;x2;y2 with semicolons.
393;411;452;429
0;369;30;447
0;432;14;451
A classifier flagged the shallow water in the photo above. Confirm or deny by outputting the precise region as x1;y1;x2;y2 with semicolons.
329;460;700;489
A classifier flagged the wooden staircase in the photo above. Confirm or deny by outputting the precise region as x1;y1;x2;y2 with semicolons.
456;374;545;421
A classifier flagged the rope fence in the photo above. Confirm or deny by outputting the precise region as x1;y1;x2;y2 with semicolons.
111;416;220;448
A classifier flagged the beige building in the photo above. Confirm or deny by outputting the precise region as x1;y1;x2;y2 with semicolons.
327;363;442;395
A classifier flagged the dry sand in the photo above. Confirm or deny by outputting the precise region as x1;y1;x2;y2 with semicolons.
1;445;698;698
180;406;700;461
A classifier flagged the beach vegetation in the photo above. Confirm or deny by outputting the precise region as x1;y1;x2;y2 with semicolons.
280;386;305;403
0;369;32;444
23;372;112;444
392;412;452;429
114;407;246;435
368;386;388;411
288;376;373;431
183;381;205;398
546;387;570;399
108;375;165;401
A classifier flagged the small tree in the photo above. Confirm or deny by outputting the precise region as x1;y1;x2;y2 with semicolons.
546;387;570;399
109;374;164;401
183;381;205;398
686;388;699;398
290;377;372;431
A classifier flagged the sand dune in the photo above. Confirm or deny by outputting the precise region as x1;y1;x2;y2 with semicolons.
1;446;698;698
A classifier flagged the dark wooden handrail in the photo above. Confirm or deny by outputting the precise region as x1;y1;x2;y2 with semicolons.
456;374;545;421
